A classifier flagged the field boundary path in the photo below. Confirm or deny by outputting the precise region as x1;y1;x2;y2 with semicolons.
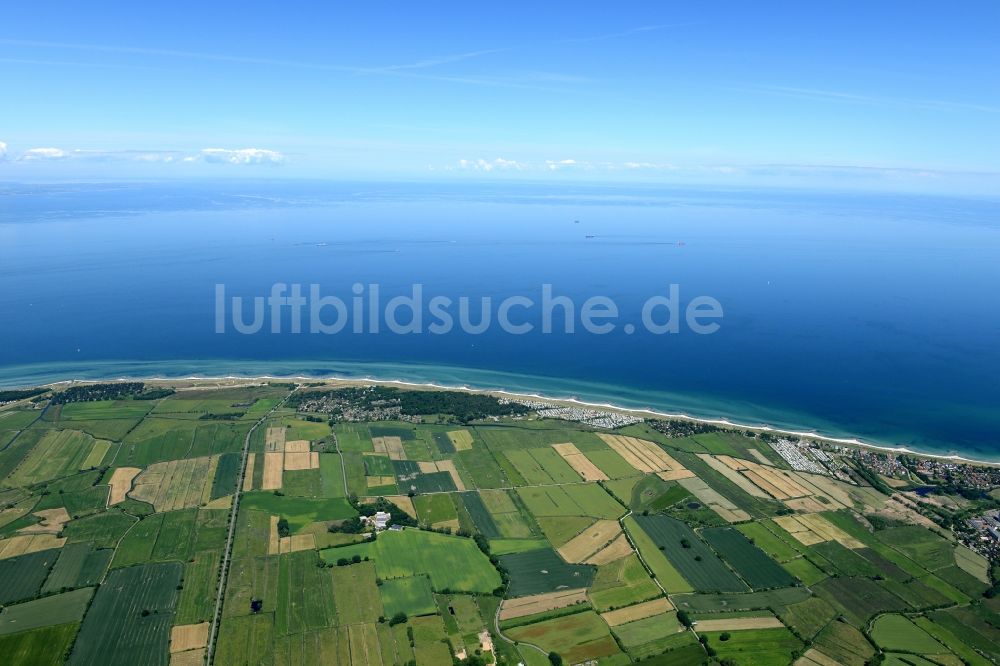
332;431;350;497
206;386;295;665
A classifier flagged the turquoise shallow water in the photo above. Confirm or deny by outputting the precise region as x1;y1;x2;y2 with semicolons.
1;181;998;460
0;357;992;463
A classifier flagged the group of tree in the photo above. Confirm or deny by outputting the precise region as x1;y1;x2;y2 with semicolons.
50;382;145;404
0;387;49;403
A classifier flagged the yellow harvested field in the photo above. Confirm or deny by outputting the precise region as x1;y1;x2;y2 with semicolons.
747;449;773;465
171;649;205;666
717;455;751;471
17;508;70;534
383;495;417;518
697;454;769;498
447;430;474;450
677;476;750;523
434;459;466;491
597;434;684;474
791;472;853;508
243;453;255;491
798;513;864;548
774;514;863;549
557;520;622;563
784;497;830;513
499;589;588;621
204;495;232;510
267;515;317;554
278;533;316;554
366;476;395;487
284;451;312;471
550;443;608;481
432;518;461;531
0;533;65;559
265;426;285;452
584;533;634;565
657;469;697;481
170;622;209;652
268;515;280;554
130;455;218;511
261;452;283;490
693;616;784;631
80;439;112;469
283;439;318;470
413;460;465;491
795;648;843;666
0;501;35;530
108;466;141;505
601;598;673;626
372;436;406;460
740;462;811;500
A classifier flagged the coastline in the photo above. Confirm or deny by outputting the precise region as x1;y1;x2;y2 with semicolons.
25;370;1000;468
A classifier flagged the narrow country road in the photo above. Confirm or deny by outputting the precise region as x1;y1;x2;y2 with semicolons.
206;387;295;665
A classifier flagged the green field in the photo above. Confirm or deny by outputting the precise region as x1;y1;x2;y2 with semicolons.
516;482;624;519
397;470;457;494
239;492;356;530
0;549;59;604
623;515;692;593
0;587;94;635
276;550;337;635
211;451;241;499
775;595;838;639
632;514;748;592
0;623;80;666
588;554;663;610
875;526;956;570
505;447;581;484
506;610;624;664
330;561;383;624
318;453;347;497
176;548;221;624
379;576;437;617
702;526;796;589
42;542;112;593
5;430;106;486
672;586;810;613
3;382;999;665
736;520;803;562
812;620;876;666
498;547;596;596
871;614;947;654
68;562;182;666
813;576;909;626
702;627;803;666
321;529;501;593
412;492;457;525
458;491;501;537
362;454;394;476
612;611;684;659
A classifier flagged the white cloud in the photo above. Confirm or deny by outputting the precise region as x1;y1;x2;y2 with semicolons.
21;147;69;160
545;158;578;171
457;157;524;172
622;161;679;171
0;145;286;165
198;148;285;165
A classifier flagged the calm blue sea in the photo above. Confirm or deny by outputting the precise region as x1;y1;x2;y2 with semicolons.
1;180;998;459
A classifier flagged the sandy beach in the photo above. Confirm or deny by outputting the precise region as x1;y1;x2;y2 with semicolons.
30;372;1000;467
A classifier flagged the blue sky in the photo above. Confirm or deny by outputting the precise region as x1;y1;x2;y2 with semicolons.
1;2;998;192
